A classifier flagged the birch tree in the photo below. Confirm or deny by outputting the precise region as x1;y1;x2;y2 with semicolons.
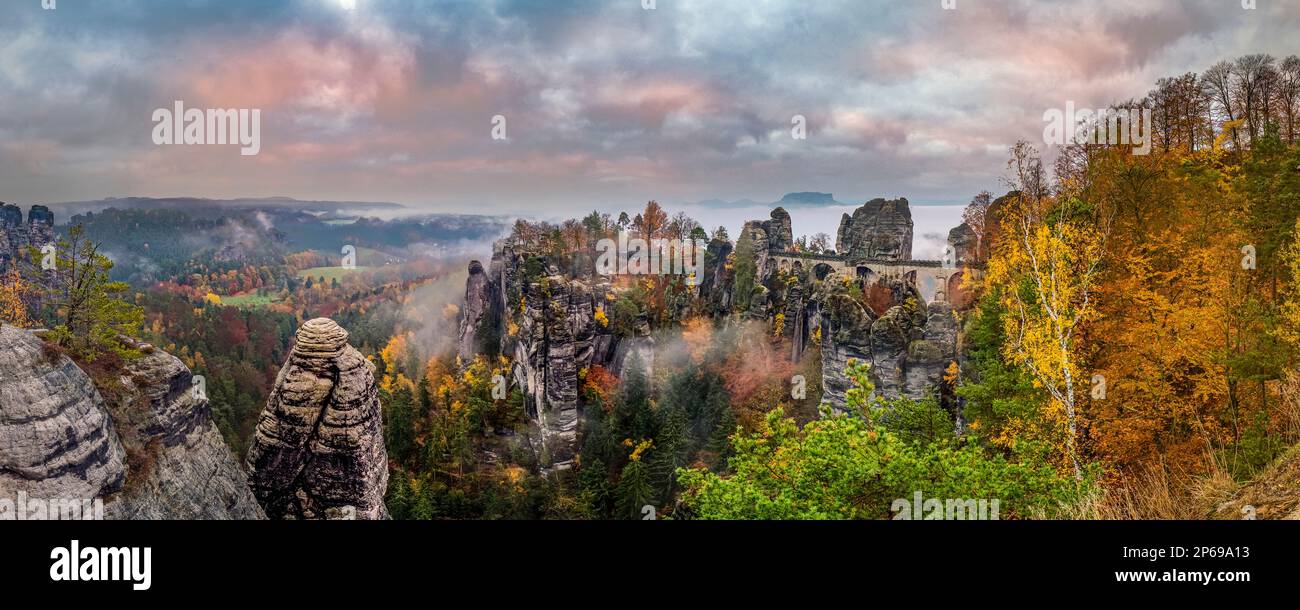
987;143;1108;478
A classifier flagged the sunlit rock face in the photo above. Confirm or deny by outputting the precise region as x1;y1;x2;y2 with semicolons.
246;318;389;520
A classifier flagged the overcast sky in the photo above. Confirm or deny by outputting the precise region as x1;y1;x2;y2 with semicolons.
1;0;1296;216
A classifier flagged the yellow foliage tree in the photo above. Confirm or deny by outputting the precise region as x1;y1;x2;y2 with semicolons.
0;268;34;328
986;143;1107;478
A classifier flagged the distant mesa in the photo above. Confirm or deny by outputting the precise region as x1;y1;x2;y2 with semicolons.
695;192;843;209
41;196;406;219
775;192;841;207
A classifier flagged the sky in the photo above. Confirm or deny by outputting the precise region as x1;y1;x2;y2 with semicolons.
1;0;1297;219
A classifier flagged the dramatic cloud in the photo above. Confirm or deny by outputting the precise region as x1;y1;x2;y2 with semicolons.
0;0;1295;214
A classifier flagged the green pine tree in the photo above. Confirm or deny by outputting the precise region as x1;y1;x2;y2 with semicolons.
614;460;655;520
577;457;613;519
706;406;737;471
383;384;417;467
614;351;654;443
40;225;144;361
649;405;689;502
418;374;433;419
386;471;412;520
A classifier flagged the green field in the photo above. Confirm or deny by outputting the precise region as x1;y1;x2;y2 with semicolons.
220;293;278;308
296;266;369;281
356;246;403;265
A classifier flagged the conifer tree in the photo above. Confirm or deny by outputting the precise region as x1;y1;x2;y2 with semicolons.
578;456;613;519
615;352;654;443
650;405;689;501
615;459;654;520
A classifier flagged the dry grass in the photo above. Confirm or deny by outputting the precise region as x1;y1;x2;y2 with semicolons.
1278;371;1300;441
1049;456;1239;520
1054;371;1300;520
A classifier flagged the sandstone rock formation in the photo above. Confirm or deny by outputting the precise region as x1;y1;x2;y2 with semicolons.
782;283;810;362
0;326;126;505
457;259;500;363
245;318;389;519
818;288;958;413
836;198;914;261
947;222;978;266
609;312;655;378
0;203;56;272
472;239;651;470
739;207;795;283
0;326;265;519
511;271;626;470
461;199;972;458
103;340;264;520
698;237;734;315
819;294;877;411
515;276;585;469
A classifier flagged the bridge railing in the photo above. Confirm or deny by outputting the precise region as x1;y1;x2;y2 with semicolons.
773;251;946;267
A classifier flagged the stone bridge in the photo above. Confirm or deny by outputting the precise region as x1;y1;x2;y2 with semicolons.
771;251;981;305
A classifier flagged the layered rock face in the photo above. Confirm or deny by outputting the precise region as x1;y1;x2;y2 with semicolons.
819;289;958;413
698;237;734;315
0;326;126;506
104;340;264;520
0;326;264;519
457;259;500;363
819;294;876;411
0;203;56;272
461;199;972;459
948;222;978;266
512;272;623;470
246;319;389;519
462;241;662;470
836;198;913;261
740;207;795;283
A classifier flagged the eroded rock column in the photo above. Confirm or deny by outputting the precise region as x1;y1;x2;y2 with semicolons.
246;318;389;519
